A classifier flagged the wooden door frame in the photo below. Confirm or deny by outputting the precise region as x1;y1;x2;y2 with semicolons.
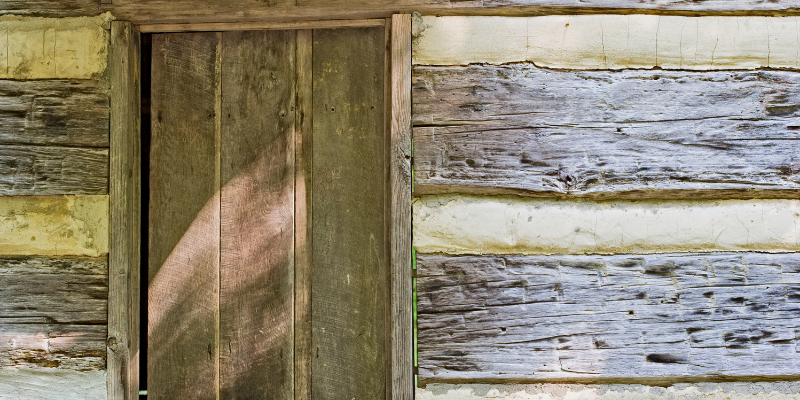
108;16;412;400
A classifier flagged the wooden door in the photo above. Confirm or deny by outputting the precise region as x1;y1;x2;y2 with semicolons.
147;26;390;399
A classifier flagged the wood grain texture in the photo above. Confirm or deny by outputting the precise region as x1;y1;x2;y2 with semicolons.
413;66;800;199
219;29;295;400
149;32;220;400
0;80;109;147
0;256;107;371
312;26;388;400
294;28;313;400
108;21;140;400
0;0;99;17
107;1;800;26
0;145;108;195
417;252;800;383
390;14;414;400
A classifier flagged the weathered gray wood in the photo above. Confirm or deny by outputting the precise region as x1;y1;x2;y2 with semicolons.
109;1;800;27
0;145;108;195
0;80;109;148
219;29;295;400
417;252;800;382
390;14;414;400
108;21;140;400
412;66;800;199
294;28;313;400
0;256;107;371
312;26;388;400
149;32;220;400
0;0;99;16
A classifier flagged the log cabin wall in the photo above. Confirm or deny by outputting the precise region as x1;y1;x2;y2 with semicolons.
0;8;111;400
413;15;800;399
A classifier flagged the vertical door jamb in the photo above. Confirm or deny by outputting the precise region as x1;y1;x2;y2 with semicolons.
109;19;142;400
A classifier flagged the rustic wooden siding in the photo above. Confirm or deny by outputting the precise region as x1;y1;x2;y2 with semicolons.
413;66;800;199
417;252;800;382
0;256;106;371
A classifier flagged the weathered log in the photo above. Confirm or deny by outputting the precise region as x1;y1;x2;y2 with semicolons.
0;145;108;195
0;0;99;17
0;80;109;147
417;252;800;382
412;66;800;199
0;257;107;371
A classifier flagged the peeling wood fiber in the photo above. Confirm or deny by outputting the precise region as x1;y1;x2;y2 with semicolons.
417;252;800;382
0;195;108;257
413;196;800;255
412;66;800;199
0;13;112;80
413;16;800;70
0;257;107;371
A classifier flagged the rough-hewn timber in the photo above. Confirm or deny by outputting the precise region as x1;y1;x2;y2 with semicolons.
0;256;106;371
0;0;99;17
107;1;800;26
417;252;800;382
0;145;108;195
0;80;109;147
413;66;800;199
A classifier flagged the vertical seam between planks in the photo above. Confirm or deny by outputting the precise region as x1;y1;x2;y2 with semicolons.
215;30;223;400
384;18;393;400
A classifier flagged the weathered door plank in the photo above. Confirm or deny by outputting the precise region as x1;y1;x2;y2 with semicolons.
149;32;221;400
413;66;800;199
219;29;296;400
417;252;800;382
312;26;388;399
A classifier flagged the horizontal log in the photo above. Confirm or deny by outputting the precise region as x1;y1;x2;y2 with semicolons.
413;66;800;198
0;369;106;399
0;196;109;257
108;2;800;26
0;145;108;195
0;80;109;147
417;252;800;382
413;16;800;69
1;15;111;80
412;195;800;255
0;257;106;371
0;1;99;17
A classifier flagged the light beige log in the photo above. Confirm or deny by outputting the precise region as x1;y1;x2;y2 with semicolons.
413;195;800;255
0;195;108;257
0;13;112;79
413;15;800;70
0;369;106;400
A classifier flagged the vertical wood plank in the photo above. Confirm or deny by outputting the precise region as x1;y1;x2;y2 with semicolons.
148;32;221;400
294;28;313;400
219;30;296;400
390;14;413;400
108;20;140;400
312;25;388;400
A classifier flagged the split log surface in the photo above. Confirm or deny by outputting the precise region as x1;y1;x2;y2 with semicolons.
0;257;107;371
412;65;800;199
0;145;108;195
0;0;99;16
0;80;109;147
417;252;800;382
